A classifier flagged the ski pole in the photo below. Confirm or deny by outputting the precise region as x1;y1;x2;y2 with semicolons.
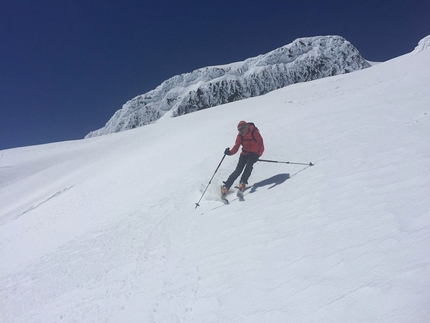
258;159;314;166
195;154;227;209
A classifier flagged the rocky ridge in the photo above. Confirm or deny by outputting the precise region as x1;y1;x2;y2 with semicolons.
86;35;371;138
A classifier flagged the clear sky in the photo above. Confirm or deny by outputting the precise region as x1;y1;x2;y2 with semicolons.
1;0;429;150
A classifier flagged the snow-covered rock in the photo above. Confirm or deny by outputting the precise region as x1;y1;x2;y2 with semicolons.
86;35;371;138
414;34;430;53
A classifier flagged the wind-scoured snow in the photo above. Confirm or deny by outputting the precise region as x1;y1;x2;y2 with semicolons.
1;36;430;323
86;36;370;138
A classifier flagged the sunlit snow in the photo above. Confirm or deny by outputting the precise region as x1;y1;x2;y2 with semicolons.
1;39;429;323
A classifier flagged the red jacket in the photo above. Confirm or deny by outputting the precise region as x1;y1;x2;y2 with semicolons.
230;125;264;157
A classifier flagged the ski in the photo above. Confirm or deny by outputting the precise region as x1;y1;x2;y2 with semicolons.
221;184;247;204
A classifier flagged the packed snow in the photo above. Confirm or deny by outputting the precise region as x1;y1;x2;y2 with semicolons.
1;40;430;322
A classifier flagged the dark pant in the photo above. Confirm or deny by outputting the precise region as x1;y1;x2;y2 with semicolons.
224;153;259;189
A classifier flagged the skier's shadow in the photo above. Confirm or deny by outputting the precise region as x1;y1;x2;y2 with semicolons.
249;173;290;193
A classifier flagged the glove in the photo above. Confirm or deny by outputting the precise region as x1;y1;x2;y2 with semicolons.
224;148;231;155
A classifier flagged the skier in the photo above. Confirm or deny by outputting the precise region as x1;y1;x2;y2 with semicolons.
221;121;264;198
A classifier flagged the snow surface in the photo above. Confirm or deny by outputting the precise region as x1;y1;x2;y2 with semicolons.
1;43;430;322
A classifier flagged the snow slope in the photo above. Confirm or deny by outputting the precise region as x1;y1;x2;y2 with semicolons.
1;41;430;322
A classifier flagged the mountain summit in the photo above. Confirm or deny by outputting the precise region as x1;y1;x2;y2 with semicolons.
86;35;370;138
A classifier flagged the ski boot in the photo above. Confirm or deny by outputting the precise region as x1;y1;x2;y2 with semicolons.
237;181;245;201
221;185;229;204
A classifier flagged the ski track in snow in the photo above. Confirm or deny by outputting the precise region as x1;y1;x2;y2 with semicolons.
0;186;74;226
1;44;430;322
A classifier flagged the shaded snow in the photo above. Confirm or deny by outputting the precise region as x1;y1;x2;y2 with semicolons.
1;39;430;322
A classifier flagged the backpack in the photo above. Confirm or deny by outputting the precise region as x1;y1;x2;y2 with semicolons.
241;122;260;144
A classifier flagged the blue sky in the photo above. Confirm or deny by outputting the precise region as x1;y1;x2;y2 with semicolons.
1;0;429;150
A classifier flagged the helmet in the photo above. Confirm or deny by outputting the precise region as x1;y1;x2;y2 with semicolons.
237;120;248;131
